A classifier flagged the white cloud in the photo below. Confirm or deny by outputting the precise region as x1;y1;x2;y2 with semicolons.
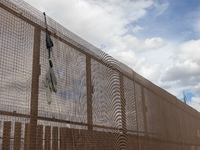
105;35;166;53
188;97;200;112
132;25;143;33
137;37;166;52
162;39;200;83
177;40;200;63
191;97;200;103
163;60;200;82
191;83;200;95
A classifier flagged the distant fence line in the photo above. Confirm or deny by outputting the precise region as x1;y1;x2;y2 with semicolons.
0;0;200;150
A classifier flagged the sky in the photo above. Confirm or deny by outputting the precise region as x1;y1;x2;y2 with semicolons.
23;0;200;111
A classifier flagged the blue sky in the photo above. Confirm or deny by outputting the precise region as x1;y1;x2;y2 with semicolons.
136;0;200;41
23;0;200;111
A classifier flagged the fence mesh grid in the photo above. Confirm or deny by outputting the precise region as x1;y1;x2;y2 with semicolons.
0;0;200;149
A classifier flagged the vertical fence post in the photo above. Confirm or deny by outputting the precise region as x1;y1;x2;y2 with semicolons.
14;122;22;150
45;126;51;150
141;86;148;137
119;73;128;149
176;99;184;150
86;56;93;149
30;26;41;150
133;71;141;150
24;123;31;150
52;127;58;150
2;121;11;150
86;56;93;131
36;125;43;150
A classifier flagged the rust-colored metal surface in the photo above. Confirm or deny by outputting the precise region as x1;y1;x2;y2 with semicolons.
0;0;200;149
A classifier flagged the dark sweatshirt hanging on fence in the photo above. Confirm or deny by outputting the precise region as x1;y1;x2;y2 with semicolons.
43;12;57;105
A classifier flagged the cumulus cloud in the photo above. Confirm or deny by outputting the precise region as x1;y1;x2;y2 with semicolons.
137;37;166;52
163;60;200;82
191;83;200;95
106;35;166;53
162;39;200;83
177;40;200;63
188;97;200;112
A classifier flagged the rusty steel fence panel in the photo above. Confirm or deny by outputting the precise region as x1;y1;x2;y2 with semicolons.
177;100;200;150
38;30;88;123
1;0;200;149
0;4;33;115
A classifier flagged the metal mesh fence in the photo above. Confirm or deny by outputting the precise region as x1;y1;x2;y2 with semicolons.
0;0;200;149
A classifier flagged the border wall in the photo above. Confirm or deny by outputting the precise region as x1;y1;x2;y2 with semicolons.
0;0;200;149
